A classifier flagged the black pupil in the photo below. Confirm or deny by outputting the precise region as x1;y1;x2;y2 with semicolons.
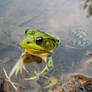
36;37;43;45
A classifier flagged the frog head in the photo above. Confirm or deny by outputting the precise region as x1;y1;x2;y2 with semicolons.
20;29;59;54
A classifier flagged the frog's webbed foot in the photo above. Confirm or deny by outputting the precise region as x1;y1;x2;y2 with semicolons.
9;57;28;78
3;68;19;92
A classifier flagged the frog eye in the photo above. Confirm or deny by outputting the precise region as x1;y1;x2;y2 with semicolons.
36;37;43;45
25;29;29;34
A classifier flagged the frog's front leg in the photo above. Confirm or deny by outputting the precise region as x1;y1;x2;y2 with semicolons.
47;56;54;71
24;56;54;80
9;52;27;78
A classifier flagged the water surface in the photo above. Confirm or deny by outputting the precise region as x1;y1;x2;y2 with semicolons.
0;0;92;92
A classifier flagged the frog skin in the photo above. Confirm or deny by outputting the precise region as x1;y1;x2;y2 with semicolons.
9;29;59;80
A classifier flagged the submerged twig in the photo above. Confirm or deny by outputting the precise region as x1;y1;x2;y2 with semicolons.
3;68;19;92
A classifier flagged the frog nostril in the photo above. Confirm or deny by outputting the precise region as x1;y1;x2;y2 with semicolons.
26;41;31;44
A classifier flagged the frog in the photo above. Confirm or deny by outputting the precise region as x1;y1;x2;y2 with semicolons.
8;29;59;80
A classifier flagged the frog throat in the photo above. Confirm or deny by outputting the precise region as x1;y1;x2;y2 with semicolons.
24;48;49;54
24;48;49;62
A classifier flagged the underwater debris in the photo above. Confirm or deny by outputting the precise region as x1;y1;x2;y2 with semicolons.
3;68;19;92
71;74;92;84
86;51;92;57
48;85;64;92
76;82;92;92
48;74;92;92
52;85;63;92
82;53;92;73
0;77;9;92
83;0;92;17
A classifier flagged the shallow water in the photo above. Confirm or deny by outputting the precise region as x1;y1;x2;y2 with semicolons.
0;0;92;92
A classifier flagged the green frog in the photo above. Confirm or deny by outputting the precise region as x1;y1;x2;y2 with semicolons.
9;29;59;80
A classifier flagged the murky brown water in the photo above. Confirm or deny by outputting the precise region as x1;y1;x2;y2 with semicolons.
0;0;92;92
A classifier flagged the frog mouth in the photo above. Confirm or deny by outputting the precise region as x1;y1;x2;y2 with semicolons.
23;47;53;55
24;48;48;54
21;42;54;55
